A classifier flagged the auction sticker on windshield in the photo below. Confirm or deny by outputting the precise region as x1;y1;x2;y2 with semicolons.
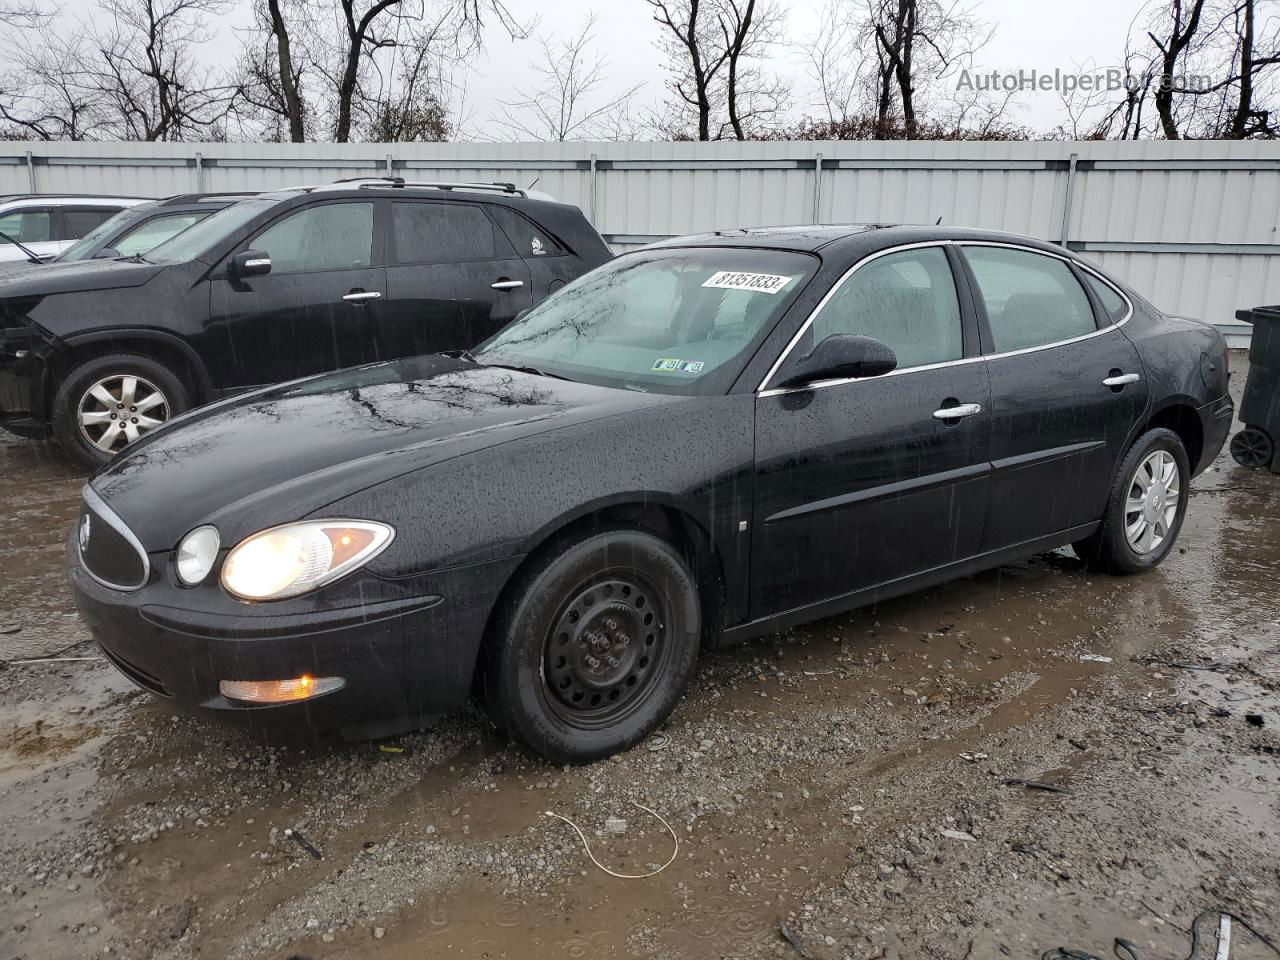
702;271;795;294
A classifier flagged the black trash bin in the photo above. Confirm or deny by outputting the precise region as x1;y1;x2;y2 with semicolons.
1231;305;1280;472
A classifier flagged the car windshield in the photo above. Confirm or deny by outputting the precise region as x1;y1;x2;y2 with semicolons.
145;197;279;263
57;208;147;261
473;247;817;395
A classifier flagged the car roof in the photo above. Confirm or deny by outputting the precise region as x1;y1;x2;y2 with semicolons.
646;223;1073;259
0;195;147;209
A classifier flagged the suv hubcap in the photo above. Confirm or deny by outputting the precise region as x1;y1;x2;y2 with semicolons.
1124;449;1181;555
77;375;169;453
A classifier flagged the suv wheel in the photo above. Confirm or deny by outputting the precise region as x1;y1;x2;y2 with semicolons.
53;354;189;468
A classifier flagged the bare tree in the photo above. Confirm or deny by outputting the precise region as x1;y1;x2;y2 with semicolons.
646;0;788;140
801;0;867;124
493;15;643;141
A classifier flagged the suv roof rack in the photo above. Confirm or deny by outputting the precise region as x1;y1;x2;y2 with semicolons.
328;176;528;198
159;192;257;206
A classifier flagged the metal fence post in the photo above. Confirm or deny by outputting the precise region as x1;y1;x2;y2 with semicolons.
589;153;598;224
1059;152;1079;246
24;151;35;193
812;151;824;224
194;152;205;192
385;153;394;176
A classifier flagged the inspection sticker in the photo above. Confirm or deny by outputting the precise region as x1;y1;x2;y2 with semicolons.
651;358;706;374
701;270;794;294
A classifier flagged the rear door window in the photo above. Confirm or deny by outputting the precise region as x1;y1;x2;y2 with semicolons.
0;208;53;243
487;205;566;258
391;201;513;264
963;246;1097;352
61;208;121;240
251;202;374;273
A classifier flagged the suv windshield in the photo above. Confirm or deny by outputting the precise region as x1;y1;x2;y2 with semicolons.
474;247;816;395
145;197;280;263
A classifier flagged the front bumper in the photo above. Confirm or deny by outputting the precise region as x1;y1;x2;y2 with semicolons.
1196;393;1234;475
68;534;519;736
0;331;48;438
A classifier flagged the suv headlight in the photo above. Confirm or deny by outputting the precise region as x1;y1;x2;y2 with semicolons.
221;520;394;601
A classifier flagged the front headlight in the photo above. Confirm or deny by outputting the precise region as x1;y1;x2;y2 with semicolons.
220;520;394;601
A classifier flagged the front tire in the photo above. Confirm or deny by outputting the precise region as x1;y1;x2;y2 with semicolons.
53;354;189;469
1073;427;1190;575
481;528;701;763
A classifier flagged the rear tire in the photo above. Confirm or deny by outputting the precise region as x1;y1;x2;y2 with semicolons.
53;353;189;469
1230;426;1274;470
481;527;701;763
1073;427;1190;575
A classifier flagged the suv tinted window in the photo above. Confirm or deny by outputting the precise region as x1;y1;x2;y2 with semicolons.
0;208;52;243
392;201;511;264
61;208;120;240
487;205;565;258
253;202;374;273
965;246;1096;352
1083;272;1129;324
810;246;962;369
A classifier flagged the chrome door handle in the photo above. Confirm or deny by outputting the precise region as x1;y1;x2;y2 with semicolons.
1103;373;1140;386
933;402;982;420
490;280;524;291
342;291;381;303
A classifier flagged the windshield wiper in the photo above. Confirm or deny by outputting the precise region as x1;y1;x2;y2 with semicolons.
481;361;574;382
0;230;43;265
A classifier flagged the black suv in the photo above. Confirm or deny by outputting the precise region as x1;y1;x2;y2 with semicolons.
0;179;611;466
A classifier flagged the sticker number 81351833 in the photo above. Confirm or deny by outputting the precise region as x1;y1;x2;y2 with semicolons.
701;271;794;294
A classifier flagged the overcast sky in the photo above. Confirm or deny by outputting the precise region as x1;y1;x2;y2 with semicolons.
59;0;1151;138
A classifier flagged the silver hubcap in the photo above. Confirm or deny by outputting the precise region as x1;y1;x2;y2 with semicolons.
76;375;169;453
1124;449;1181;555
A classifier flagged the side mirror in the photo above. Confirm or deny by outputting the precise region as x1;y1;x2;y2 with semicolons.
775;334;897;389
229;250;272;279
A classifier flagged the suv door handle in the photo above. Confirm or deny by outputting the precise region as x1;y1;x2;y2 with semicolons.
342;290;381;304
1102;372;1141;387
490;279;524;291
933;402;982;421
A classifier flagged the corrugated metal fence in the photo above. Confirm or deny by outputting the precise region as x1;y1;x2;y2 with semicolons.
3;140;1278;344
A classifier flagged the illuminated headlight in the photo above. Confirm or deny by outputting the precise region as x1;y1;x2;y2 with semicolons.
176;525;221;586
220;520;394;601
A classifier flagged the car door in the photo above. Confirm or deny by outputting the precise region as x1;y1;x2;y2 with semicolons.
960;244;1149;551
750;244;991;619
377;199;532;362
207;199;384;388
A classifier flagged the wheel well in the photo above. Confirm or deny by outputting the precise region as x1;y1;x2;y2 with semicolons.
1143;404;1203;469
476;503;727;687
48;337;207;410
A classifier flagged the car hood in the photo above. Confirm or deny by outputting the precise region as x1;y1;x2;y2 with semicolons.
91;355;679;550
0;257;163;297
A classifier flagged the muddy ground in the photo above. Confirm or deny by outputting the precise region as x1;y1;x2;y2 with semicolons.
1;356;1277;960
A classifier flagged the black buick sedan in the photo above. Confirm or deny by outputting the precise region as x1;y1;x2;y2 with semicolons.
69;224;1233;762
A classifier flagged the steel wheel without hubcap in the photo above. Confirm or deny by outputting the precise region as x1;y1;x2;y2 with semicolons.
1230;427;1274;469
1124;449;1181;555
77;375;170;453
543;576;669;728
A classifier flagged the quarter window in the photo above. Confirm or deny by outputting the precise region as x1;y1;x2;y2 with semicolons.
252;202;374;273
487;205;565;258
391;202;511;264
964;247;1096;352
808;247;963;369
1082;272;1129;325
